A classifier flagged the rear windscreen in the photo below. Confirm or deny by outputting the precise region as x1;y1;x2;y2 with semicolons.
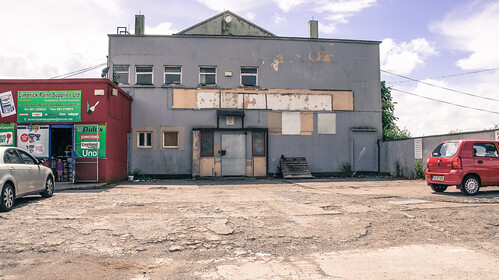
432;142;460;158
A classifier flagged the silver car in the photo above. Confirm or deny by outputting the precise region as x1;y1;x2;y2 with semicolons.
0;147;54;212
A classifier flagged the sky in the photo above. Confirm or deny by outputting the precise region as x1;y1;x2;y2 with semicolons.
1;0;499;137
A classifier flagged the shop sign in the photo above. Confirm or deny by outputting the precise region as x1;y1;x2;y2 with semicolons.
0;91;16;117
0;124;15;147
17;125;50;158
17;90;81;123
74;125;106;158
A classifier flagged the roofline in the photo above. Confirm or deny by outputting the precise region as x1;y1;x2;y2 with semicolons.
0;78;133;101
108;33;381;45
175;10;277;37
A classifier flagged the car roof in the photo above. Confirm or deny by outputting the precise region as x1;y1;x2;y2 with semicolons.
442;140;499;143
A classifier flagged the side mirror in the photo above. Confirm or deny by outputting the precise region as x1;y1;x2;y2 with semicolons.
38;159;45;164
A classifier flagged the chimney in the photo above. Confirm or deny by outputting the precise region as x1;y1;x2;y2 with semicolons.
308;20;318;38
135;15;145;35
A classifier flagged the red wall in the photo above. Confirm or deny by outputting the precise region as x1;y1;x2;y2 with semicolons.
0;79;132;183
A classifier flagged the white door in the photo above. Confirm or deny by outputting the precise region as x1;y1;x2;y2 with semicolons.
221;134;246;176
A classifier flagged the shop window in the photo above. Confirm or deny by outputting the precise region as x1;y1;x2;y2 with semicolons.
201;131;214;157
113;65;129;85
137;131;152;148
252;131;265;156
241;67;258;86
164;66;182;85
163;131;179;148
199;66;216;85
136;65;153;85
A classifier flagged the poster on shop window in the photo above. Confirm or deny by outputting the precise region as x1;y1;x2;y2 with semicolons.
0;124;15;147
17;125;50;158
0;91;16;117
74;125;106;158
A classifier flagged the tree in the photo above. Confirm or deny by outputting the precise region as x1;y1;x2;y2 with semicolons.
381;81;411;140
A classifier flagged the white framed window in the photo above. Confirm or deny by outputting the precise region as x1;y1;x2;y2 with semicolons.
199;66;216;85
163;131;179;148
137;131;152;148
113;65;129;85
241;67;258;86
164;66;182;85
136;65;153;85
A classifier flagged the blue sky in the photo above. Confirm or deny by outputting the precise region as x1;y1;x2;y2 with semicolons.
1;0;499;136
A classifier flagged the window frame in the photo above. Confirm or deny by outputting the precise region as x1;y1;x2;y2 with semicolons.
163;131;179;149
200;131;214;157
240;66;258;87
113;65;130;85
137;131;152;148
164;65;182;85
252;131;266;157
135;65;154;85
199;66;217;86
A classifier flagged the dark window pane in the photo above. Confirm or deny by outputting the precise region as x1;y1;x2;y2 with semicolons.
165;66;181;73
252;132;265;156
137;74;152;85
18;151;36;164
114;65;129;72
139;133;145;146
242;76;257;86
201;131;214;157
165;74;181;84
204;74;216;85
136;66;153;72
200;67;216;73
241;68;257;74
146;133;152;147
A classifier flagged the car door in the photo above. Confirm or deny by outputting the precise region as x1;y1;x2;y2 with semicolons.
17;149;44;192
3;148;30;196
472;142;499;185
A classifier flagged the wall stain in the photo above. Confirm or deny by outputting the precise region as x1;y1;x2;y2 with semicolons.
308;52;332;62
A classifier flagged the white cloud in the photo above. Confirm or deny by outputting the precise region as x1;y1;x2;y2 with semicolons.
145;22;178;35
430;1;499;70
272;13;287;24
380;38;438;75
273;0;309;12
196;0;266;13
318;22;338;34
313;0;376;13
246;12;256;20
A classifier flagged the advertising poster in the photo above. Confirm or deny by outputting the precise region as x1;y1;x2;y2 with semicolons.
0;124;15;147
0;91;16;118
17;125;50;158
17;90;81;123
74;125;106;158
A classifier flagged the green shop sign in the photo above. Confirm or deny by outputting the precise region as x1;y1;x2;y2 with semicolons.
74;125;106;158
17;90;81;123
0;124;15;147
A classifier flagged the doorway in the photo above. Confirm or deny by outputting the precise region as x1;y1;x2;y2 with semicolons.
221;133;246;176
50;125;74;182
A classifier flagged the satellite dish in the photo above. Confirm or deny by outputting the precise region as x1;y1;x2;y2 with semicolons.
225;16;232;23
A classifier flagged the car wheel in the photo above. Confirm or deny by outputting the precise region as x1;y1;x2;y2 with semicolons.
41;176;54;198
1;183;15;212
430;184;447;193
460;175;480;196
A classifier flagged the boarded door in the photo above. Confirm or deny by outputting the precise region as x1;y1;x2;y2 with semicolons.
352;131;377;172
221;134;246;176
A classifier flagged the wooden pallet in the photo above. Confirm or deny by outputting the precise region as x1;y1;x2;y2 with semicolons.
278;157;313;179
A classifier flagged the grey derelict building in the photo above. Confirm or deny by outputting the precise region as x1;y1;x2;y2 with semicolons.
108;11;382;177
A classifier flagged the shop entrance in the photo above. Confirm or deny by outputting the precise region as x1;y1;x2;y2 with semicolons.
50;125;74;183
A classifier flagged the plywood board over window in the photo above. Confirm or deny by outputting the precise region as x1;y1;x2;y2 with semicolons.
301;112;314;135
267;111;282;135
161;126;184;150
282;112;301;135
318;113;336;134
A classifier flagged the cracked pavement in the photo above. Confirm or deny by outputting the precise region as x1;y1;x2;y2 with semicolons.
0;178;498;279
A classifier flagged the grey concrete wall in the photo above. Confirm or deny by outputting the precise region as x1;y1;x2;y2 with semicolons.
380;130;499;177
109;34;382;176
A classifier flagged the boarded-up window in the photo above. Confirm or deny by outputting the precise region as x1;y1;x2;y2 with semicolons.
201;131;214;157
163;131;178;148
252;131;265;156
282;112;301;135
318;113;336;134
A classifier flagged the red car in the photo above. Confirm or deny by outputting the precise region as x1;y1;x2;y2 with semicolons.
426;140;499;195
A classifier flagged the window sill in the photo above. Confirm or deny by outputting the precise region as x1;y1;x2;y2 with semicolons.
163;146;179;149
198;84;218;88
239;85;259;88
162;84;184;88
137;146;153;149
134;84;155;88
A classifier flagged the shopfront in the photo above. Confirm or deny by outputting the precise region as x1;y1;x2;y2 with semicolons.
0;79;132;183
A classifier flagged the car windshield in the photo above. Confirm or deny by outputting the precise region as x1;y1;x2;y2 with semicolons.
432;142;460;158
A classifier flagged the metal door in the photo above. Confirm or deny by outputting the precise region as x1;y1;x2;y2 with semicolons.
74;124;99;182
352;131;377;172
221;134;246;176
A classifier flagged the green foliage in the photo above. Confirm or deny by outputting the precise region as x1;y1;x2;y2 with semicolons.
133;168;151;181
339;162;353;176
395;161;404;178
381;81;412;140
414;159;425;179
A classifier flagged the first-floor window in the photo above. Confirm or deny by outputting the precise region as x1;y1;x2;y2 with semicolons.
138;131;152;148
201;131;214;157
241;67;258;86
252;131;265;156
164;66;181;85
199;66;216;85
113;65;129;85
163;131;179;148
136;65;153;85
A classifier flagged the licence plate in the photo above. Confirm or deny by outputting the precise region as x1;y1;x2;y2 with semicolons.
432;175;444;182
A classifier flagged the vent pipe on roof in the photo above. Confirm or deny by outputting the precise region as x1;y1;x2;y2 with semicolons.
308;20;318;38
135;15;145;35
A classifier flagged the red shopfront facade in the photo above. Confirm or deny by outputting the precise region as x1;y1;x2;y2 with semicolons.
0;79;132;183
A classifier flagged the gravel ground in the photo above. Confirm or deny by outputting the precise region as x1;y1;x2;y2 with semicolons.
0;178;498;279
